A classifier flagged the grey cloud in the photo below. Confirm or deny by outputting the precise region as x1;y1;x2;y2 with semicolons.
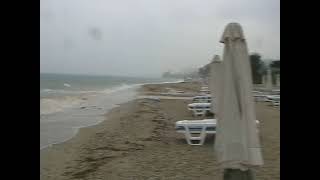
40;0;280;76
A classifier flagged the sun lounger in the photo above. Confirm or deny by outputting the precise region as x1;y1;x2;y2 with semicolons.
192;95;212;103
175;119;217;145
201;86;209;90
188;103;212;117
253;94;267;102
199;89;211;95
252;90;263;94
145;97;160;102
175;119;260;145
252;91;269;102
271;89;280;95
265;95;280;102
272;100;280;107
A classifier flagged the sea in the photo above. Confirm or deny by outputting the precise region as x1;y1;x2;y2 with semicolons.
40;73;181;149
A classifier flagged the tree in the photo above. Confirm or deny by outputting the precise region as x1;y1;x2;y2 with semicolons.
270;60;280;85
249;53;265;84
197;53;269;84
198;64;211;78
162;71;171;78
270;60;280;69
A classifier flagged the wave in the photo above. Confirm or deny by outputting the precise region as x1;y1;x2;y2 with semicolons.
41;89;95;95
40;96;86;115
40;83;138;115
40;80;181;116
101;83;137;94
41;83;136;95
156;79;184;84
63;83;71;87
42;89;55;92
132;79;184;86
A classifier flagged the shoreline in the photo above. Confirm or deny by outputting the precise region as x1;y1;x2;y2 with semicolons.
40;80;184;151
40;98;136;151
40;81;279;180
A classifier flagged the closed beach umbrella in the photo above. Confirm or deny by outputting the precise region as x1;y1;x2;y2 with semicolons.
265;67;273;91
208;55;223;115
214;23;263;178
276;74;280;87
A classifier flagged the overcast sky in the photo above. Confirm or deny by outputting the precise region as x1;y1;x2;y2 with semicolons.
40;0;280;77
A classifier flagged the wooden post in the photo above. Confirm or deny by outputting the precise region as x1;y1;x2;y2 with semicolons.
223;169;255;180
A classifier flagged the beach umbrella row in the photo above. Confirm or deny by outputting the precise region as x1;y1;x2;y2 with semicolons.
208;55;222;115
209;23;263;180
265;67;273;91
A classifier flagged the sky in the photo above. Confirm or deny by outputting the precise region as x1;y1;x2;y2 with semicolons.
40;0;280;77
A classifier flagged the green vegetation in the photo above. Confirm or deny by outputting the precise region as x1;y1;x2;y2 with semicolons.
196;53;280;85
250;53;265;84
270;60;280;85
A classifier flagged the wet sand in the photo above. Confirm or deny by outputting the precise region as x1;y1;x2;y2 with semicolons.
40;82;280;180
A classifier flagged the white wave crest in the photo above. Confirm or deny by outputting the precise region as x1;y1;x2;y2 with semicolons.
102;83;136;94
40;96;85;115
64;83;71;87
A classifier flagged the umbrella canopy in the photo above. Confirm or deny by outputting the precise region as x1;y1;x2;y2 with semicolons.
208;55;223;115
214;23;263;170
265;68;273;91
261;74;265;85
276;74;280;86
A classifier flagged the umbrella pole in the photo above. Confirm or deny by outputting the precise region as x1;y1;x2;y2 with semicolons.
223;168;255;180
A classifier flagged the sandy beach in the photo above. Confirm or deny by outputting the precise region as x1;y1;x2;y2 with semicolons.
40;82;279;180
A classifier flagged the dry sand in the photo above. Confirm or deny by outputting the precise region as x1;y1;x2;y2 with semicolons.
40;82;280;180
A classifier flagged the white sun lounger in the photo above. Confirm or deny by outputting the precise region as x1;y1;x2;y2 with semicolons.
199;89;211;95
272;100;280;107
192;95;212;103
253;94;267;102
201;86;209;90
265;95;280;102
188;103;212;117
271;89;280;95
175;119;217;145
175;119;260;145
252;91;270;102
